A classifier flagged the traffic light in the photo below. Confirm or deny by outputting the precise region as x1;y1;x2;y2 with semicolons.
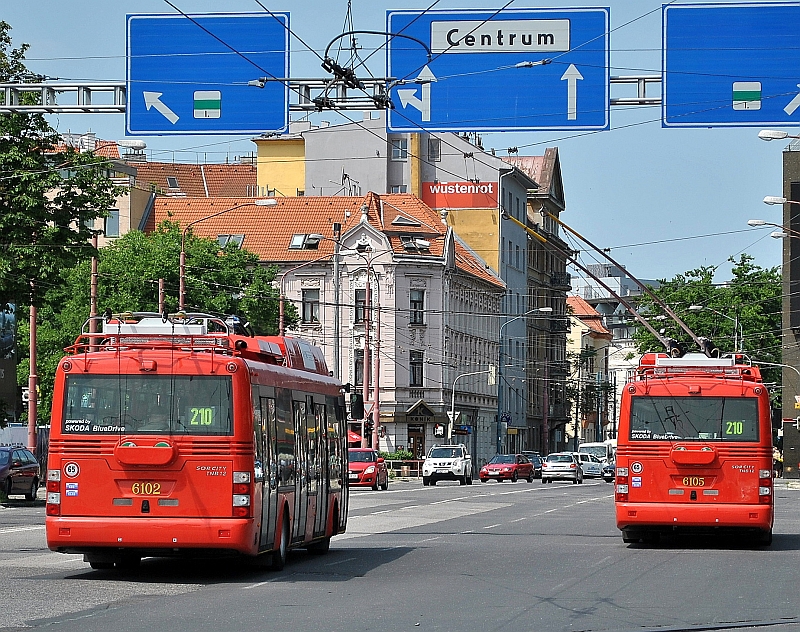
350;393;364;419
365;414;374;434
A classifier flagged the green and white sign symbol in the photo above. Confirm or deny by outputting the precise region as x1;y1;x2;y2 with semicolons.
194;90;221;119
732;81;761;111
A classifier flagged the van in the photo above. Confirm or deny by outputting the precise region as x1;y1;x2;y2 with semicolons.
577;440;616;463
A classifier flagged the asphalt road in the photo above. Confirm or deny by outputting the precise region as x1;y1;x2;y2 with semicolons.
2;478;800;632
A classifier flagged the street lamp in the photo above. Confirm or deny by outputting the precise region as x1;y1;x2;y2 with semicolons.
497;306;553;454
688;304;743;353
758;130;800;142
747;218;800;239
763;196;800;206
179;198;276;310
450;369;491;442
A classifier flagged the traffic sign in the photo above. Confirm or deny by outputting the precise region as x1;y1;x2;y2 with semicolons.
126;13;289;135
386;8;609;132
663;2;800;128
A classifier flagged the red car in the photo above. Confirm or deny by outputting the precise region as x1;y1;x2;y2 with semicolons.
348;448;389;490
479;454;534;483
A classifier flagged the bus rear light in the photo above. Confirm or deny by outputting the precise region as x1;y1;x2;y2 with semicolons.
233;472;251;483
47;492;61;504
46;480;60;493
233;494;250;507
46;504;61;516
46;491;61;516
48;469;61;482
616;485;629;495
616;467;628;477
233;483;249;495
759;469;772;479
759;486;771;496
226;362;238;373
232;506;249;518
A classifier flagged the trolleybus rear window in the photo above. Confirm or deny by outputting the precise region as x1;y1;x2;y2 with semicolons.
62;374;233;435
629;397;758;442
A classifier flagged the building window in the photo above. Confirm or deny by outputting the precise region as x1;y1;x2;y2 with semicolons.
355;289;366;323
166;176;179;189
104;210;120;237
217;234;245;248
410;351;424;387
390;184;408;193
288;234;320;250
428;137;441;161
302;289;320;323
391;138;408;161
354;349;364;386
410;289;425;325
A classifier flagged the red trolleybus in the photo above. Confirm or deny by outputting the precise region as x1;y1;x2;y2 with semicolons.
46;313;348;570
615;353;773;545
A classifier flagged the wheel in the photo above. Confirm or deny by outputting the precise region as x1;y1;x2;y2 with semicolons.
371;478;379;491
116;554;141;571
4;477;12;496
307;537;331;554
89;561;115;570
271;515;289;571
466;473;473;485
459;475;466;485
422;477;430;486
527;472;533;483
756;529;773;546
480;478;488;483
380;476;388;491
578;476;584;484
511;471;518;483
25;477;38;501
430;479;437;486
621;529;640;544
541;478;547;484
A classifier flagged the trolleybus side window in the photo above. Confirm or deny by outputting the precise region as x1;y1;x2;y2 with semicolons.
62;375;233;435
629;396;759;442
276;388;295;487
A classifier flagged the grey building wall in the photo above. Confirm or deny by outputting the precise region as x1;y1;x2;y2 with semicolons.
781;145;800;477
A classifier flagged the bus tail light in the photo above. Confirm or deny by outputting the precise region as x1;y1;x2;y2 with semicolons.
232;471;251;518
46;470;61;516
616;467;629;502
759;469;772;504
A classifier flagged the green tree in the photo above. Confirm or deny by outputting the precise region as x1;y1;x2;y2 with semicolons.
16;222;296;418
632;254;782;392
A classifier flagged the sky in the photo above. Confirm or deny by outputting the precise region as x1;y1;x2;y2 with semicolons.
2;0;793;281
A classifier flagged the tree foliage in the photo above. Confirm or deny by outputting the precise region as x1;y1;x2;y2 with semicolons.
632;254;782;392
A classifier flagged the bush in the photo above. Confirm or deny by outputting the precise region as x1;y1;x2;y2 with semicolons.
378;449;414;461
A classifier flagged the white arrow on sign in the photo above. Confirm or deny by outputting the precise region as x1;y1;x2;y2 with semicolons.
785;84;800;116
143;91;179;125
397;65;436;122
561;64;584;121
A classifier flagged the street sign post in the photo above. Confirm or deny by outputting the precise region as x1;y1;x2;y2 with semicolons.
127;13;289;135
386;8;609;132
663;2;800;128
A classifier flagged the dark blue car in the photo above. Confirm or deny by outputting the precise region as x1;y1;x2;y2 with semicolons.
0;446;40;500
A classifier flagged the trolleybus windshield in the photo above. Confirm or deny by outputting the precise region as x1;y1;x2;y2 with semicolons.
62;374;233;435
629;396;759;442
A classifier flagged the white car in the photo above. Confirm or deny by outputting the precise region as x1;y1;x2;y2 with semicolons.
575;452;603;478
422;444;473;486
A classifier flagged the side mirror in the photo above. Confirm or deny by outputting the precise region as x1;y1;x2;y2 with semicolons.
465;454;471;460
376;457;385;463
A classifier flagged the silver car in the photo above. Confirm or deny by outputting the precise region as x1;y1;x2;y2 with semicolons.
541;452;584;484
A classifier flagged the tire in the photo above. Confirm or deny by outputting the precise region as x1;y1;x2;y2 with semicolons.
4;477;12;496
527;472;533;483
459;475;466;485
271;514;289;571
541;478;547;484
116;554;141;571
430;479;437;486
422;477;430;486
371;478;379;491
307;537;331;554
89;561;115;570
756;529;773;546
25;477;38;501
380;477;388;491
480;478;488;483
621;529;640;544
511;471;518;483
572;478;578;484
466;473;473;485
578;476;584;484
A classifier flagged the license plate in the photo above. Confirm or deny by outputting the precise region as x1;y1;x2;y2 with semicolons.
349;473;358;480
437;469;449;473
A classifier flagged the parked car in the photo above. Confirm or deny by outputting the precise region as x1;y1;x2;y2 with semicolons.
0;446;40;500
574;452;604;478
521;452;543;478
348;448;389;490
479;454;534;483
541;452;583;484
601;459;615;483
422;444;473;486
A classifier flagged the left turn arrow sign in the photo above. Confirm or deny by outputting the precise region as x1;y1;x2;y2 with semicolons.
143;92;179;124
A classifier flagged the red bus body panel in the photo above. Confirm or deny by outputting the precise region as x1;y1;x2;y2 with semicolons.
46;322;348;564
615;354;773;538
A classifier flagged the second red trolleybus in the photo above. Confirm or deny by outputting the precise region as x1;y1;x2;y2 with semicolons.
45;313;348;570
615;353;774;545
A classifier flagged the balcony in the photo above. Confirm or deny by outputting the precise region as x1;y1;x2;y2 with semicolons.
549;360;571;376
550;272;572;291
549;318;571;333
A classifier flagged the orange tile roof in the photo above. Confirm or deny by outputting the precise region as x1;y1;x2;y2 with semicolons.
133;162;257;197
94;140;120;160
567;295;612;337
149;193;503;289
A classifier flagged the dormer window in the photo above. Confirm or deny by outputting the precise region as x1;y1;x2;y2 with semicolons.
289;234;321;250
400;235;431;252
218;234;245;248
166;176;179;189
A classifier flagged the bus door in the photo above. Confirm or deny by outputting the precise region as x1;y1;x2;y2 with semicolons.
292;397;309;542
258;395;278;551
312;400;328;538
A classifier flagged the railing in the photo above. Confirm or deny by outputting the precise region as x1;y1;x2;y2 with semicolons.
384;459;424;478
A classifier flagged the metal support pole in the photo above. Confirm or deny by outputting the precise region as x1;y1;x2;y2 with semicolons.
372;290;380;451
362;269;370;448
332;223;341;380
158;278;165;314
27;300;37;453
543;361;549;455
178;241;186;311
89;234;98;351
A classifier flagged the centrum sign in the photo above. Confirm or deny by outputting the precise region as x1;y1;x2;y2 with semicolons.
430;20;570;53
422;181;498;209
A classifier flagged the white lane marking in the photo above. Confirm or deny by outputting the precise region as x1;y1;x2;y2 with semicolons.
484;523;502;529
243;579;279;590
510;517;526;523
0;525;45;534
325;557;356;566
418;536;441;542
370;510;391;515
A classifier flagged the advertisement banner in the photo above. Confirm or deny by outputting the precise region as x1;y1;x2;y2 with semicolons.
422;181;498;209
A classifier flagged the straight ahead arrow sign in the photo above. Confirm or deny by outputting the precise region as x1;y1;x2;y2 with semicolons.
396;65;436;122
561;64;583;121
143;91;179;124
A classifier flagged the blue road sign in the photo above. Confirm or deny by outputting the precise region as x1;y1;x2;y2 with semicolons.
663;2;800;128
127;13;289;135
386;8;609;132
